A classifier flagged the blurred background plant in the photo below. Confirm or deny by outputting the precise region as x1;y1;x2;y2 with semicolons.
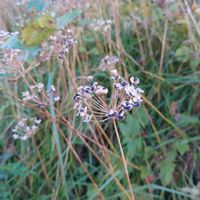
0;0;200;199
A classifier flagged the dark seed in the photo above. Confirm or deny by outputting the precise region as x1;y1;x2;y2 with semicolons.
133;102;140;107
118;115;125;120
125;105;132;111
121;81;127;87
73;94;80;101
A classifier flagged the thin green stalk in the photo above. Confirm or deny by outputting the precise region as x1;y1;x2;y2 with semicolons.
48;73;69;200
113;119;135;200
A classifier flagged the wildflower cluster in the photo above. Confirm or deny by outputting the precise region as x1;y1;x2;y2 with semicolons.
1;49;22;66
90;19;112;34
12;117;41;141
0;48;23;76
39;29;77;62
22;83;60;108
73;68;144;123
0;31;22;75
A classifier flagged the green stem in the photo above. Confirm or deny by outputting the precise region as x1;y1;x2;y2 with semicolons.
113;119;135;200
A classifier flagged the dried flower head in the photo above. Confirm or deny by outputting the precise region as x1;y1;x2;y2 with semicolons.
12;117;41;140
39;29;77;62
0;48;23;76
90;19;113;34
22;83;60;108
73;70;144;123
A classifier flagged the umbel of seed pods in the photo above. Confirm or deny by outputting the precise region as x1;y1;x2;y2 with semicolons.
12;83;60;140
73;69;144;122
39;29;77;62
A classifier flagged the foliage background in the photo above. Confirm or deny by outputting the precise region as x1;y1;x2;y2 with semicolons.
0;0;200;199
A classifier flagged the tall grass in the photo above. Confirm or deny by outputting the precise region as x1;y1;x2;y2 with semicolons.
0;0;200;199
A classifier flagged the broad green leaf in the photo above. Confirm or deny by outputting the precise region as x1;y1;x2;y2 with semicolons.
126;137;142;157
21;14;56;46
118;114;136;135
119;113;143;157
159;151;176;185
0;36;23;49
57;9;82;29
119;107;148;136
174;141;189;155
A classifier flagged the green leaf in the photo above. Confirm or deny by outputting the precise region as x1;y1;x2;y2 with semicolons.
0;36;40;62
88;47;99;55
87;185;97;199
166;75;200;84
126;137;142;157
190;59;200;71
21;14;56;46
82;33;95;42
78;19;91;26
118;107;148;136
78;46;87;52
177;114;200;126
175;46;192;63
159;151;176;185
136;107;149;126
57;9;82;29
118;114;137;135
174;141;189;155
118;113;143;157
141;165;152;179
0;36;23;49
26;0;49;12
0;163;34;177
161;162;175;185
144;146;154;160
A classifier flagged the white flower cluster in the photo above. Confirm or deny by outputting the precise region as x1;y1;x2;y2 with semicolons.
90;19;112;34
22;83;60;107
12;117;41;141
39;44;54;62
73;68;144;123
1;49;22;66
99;55;119;70
0;48;23;76
39;29;77;62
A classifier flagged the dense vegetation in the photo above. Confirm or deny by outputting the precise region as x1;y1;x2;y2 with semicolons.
0;0;199;199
